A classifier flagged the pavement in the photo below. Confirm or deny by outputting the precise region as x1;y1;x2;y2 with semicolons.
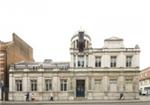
0;96;150;104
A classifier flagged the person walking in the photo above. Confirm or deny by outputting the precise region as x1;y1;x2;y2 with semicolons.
120;92;124;100
50;92;54;101
26;92;29;101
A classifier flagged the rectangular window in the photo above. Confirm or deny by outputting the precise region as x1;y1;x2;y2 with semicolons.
110;56;117;67
126;56;132;67
60;79;67;91
125;79;133;92
94;79;102;92
78;55;84;67
95;56;101;67
31;80;37;91
109;79;117;92
15;80;22;91
45;79;52;91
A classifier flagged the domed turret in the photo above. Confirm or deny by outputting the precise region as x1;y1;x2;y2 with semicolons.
70;31;92;51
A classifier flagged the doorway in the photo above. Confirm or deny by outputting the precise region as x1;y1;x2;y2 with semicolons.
76;80;85;97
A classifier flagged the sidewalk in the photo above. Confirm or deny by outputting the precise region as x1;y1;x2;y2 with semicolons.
1;96;150;104
1;99;150;104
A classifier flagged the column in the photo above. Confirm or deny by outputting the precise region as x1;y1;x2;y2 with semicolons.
132;54;140;68
70;54;74;67
133;76;139;99
102;76;108;92
117;53;125;68
89;54;94;68
76;55;78;67
102;76;108;99
9;74;13;101
9;74;13;92
118;76;124;92
23;74;28;92
38;76;43;92
102;54;110;68
84;55;86;68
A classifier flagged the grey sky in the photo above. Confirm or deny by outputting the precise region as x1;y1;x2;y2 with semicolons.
0;0;150;69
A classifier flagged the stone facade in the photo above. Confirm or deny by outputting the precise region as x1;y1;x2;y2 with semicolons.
9;31;140;101
0;33;34;100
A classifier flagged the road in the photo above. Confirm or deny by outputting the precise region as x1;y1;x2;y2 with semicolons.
1;102;150;105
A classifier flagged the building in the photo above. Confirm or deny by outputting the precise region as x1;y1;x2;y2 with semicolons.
139;67;150;95
0;33;34;100
9;31;140;101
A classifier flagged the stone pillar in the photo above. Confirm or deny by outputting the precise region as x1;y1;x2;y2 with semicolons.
84;55;86;68
9;74;13;92
118;76;124;92
23;74;28;92
89;54;94;68
38;76;43;92
76;55;78;67
102;54;110;68
70;54;74;67
132;54;139;67
117;53;125;68
102;76;108;99
133;76;139;99
53;76;59;100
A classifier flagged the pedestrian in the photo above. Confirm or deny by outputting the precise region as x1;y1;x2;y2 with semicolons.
50;92;54;101
120;92;124;100
26;92;29;101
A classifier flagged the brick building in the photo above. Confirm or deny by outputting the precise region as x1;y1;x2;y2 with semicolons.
0;33;34;100
139;67;150;95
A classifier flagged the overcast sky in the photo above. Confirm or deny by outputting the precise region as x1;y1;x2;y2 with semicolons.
0;0;150;69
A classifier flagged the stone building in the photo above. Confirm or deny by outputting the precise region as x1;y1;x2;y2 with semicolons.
9;31;140;101
0;33;34;100
139;67;150;95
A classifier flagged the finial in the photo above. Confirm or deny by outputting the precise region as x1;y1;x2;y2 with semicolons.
79;26;84;32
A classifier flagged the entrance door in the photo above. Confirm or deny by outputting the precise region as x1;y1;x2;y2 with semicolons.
76;80;85;97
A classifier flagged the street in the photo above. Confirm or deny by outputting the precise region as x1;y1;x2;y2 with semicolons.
1;101;150;105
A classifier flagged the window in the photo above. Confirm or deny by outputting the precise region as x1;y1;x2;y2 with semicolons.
31;80;37;91
60;79;67;91
94;79;102;91
125;79;132;84
78;55;84;67
15;80;22;91
95;56;101;67
126;56;132;67
109;79;117;92
45;79;52;91
111;56;117;67
125;79;133;92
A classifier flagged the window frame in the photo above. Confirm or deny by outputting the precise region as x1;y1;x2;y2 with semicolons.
15;79;22;91
60;79;67;91
45;79;52;91
30;79;37;91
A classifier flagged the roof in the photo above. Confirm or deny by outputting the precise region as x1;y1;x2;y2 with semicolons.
104;37;123;41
